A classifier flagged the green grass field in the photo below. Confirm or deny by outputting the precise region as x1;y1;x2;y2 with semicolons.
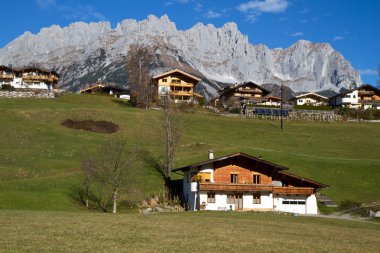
0;94;380;211
0;210;379;252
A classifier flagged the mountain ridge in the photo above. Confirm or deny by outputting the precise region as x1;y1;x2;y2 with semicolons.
0;15;361;99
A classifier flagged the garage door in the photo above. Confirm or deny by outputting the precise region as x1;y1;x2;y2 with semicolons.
280;199;306;214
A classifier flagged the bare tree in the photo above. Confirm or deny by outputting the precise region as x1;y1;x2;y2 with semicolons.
126;45;155;109
141;96;182;199
81;139;137;213
81;156;95;209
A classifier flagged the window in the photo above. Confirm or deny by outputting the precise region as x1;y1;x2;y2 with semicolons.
282;200;305;205
172;79;181;84
207;192;215;203
353;95;356;98
345;95;351;98
299;99;303;103
253;174;261;184
231;174;238;183
227;194;234;204
253;193;261;204
162;78;167;82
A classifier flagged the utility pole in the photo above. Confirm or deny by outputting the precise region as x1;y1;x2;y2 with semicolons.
280;83;283;130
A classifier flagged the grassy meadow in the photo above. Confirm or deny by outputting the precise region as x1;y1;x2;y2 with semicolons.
1;94;380;252
0;94;380;211
0;210;379;252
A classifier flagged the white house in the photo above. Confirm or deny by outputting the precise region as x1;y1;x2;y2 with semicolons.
293;92;329;106
330;85;380;109
173;152;327;215
0;65;59;90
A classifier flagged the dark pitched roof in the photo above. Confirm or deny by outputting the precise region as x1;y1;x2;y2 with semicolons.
332;84;380;98
219;82;271;98
173;152;289;172
174;152;328;189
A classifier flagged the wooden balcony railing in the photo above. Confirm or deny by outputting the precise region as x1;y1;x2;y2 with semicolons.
199;183;268;192
273;187;314;195
358;90;374;95
359;99;380;105
170;82;193;87
0;74;14;79
198;183;314;195
170;91;193;96
22;75;49;81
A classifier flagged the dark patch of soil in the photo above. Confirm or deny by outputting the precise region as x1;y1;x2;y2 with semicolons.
61;119;119;134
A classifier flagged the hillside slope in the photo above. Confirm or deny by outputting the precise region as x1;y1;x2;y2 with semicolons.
0;95;379;211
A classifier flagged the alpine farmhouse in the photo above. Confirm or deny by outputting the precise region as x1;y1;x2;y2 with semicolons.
0;65;59;90
175;152;327;214
152;69;202;102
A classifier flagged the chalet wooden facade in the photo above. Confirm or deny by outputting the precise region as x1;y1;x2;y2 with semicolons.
79;83;128;98
219;82;271;106
175;152;327;214
152;69;201;102
0;65;59;90
330;84;380;109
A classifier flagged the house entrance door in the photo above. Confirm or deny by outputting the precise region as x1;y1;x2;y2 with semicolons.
235;193;243;210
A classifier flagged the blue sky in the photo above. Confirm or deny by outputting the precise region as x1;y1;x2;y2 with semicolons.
1;0;379;85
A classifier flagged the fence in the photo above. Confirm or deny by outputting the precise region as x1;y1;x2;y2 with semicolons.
245;107;342;122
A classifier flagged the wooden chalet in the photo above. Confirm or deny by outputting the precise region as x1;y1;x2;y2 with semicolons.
152;69;202;102
330;84;380;109
0;65;59;90
219;82;271;106
80;83;128;97
175;152;327;214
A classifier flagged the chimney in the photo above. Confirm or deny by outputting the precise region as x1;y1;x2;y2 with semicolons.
208;150;214;160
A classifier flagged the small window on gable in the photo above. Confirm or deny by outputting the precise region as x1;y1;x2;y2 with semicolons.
353;95;356;98
231;174;238;183
162;78;167;82
253;174;261;184
172;79;181;84
207;192;215;203
253;193;261;204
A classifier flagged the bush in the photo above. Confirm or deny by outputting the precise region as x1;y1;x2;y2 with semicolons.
1;84;15;91
229;107;241;114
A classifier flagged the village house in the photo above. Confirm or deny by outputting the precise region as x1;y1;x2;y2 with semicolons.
218;82;275;107
174;152;327;214
79;82;129;98
330;84;380;109
292;92;329;106
152;69;202;102
0;65;59;90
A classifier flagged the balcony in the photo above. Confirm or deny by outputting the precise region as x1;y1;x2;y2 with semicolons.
170;82;193;87
170;90;193;96
359;99;380;105
199;183;272;192
198;183;314;195
273;187;314;195
22;75;49;81
0;74;14;79
358;90;374;96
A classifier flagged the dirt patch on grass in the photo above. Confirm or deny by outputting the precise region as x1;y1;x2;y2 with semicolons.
61;119;119;134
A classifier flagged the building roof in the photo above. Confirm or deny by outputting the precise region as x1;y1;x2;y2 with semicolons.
173;152;289;172
294;92;329;100
0;65;59;77
173;152;327;189
331;84;380;99
219;82;271;98
152;69;201;82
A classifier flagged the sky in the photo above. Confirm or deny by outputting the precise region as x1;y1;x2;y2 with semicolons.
1;0;379;85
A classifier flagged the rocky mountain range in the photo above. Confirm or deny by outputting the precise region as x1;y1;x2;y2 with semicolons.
0;15;361;100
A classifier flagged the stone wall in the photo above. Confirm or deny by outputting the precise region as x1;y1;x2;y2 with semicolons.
0;90;55;98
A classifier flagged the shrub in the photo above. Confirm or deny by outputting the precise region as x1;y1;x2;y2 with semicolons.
1;84;15;91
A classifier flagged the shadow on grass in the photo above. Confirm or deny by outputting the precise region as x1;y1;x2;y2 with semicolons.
112;99;131;107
